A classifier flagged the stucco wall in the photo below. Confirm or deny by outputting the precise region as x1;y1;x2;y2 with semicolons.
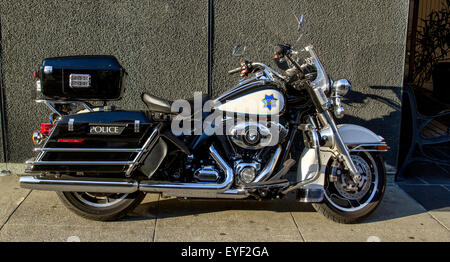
0;0;409;167
0;0;208;162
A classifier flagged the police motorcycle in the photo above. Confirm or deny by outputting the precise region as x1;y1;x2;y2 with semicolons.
20;14;388;223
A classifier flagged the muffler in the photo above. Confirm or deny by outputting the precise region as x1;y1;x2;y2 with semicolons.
20;176;138;194
20;145;246;198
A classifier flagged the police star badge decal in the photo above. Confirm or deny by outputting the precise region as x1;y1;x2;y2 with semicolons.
262;94;277;110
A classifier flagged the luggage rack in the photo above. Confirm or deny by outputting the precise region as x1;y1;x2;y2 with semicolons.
36;99;95;117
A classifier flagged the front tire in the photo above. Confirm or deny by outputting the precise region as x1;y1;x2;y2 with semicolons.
57;191;146;221
312;151;386;224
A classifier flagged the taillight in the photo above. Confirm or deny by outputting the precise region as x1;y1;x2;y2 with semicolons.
40;123;54;136
57;139;85;143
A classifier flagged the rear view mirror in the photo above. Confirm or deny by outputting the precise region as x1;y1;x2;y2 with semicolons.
232;45;247;57
295;14;306;42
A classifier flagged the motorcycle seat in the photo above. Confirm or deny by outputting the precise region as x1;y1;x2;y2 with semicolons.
141;93;173;114
141;92;211;114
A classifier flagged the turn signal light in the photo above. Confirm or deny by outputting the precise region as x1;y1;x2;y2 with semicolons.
32;131;43;145
57;139;85;143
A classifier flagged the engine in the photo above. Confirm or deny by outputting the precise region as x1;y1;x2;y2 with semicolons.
177;121;288;185
229;121;288;150
225;121;288;185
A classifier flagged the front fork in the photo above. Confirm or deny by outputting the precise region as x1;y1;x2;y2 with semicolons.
317;110;361;183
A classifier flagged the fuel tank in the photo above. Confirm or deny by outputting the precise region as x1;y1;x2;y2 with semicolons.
214;80;286;115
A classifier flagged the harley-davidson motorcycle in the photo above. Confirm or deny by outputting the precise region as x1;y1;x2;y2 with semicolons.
20;15;388;224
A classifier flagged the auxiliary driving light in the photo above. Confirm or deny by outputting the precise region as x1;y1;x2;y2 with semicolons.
332;79;351;97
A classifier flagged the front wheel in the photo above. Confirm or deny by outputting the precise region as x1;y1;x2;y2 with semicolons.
57;191;146;221
312;151;386;224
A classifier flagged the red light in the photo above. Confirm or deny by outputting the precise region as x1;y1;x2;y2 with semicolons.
240;69;248;75
377;145;388;151
33;71;38;79
57;139;85;143
40;123;54;136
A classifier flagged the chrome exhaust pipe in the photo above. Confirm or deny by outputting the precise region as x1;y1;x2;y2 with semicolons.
20;176;138;194
253;145;282;183
20;145;242;198
138;145;234;197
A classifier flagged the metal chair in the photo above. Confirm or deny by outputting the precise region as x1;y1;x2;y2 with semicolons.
397;85;450;179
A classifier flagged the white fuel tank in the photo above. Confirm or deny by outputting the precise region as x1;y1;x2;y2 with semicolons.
215;88;285;115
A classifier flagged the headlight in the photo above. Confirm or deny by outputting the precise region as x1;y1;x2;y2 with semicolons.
332;79;351;97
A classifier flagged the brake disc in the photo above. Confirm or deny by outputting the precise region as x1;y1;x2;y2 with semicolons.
334;155;372;200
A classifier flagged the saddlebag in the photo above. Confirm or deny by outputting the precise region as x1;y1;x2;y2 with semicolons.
37;56;126;100
27;111;158;174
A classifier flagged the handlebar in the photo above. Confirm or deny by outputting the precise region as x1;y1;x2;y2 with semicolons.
228;67;242;75
228;62;286;80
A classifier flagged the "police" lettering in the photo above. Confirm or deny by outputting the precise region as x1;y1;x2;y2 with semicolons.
89;126;123;135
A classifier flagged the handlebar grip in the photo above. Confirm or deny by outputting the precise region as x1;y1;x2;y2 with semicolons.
228;67;241;74
274;44;292;58
274;45;285;56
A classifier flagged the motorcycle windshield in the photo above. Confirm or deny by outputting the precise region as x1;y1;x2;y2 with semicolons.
305;45;329;93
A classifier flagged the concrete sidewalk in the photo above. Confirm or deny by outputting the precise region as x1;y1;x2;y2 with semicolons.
0;175;449;242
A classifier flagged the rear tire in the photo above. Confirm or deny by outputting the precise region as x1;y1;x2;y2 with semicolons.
312;152;386;224
57;191;146;221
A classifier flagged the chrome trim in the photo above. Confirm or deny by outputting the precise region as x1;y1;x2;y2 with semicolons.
20;175;249;199
134;120;140;133
68;118;74;132
34;148;144;152
20;176;138;193
33;131;44;145
297;185;324;203
253;145;282;183
21;145;251;199
125;128;160;177
320;110;361;181
26;161;135;165
332;79;351;97
250;62;286;80
282;117;322;194
349;143;389;152
36;100;94;117
215;189;249;199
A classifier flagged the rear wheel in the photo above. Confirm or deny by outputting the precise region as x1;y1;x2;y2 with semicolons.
312;151;386;224
57;191;145;221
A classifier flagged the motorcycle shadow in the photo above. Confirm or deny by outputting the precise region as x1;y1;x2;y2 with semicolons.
125;194;316;222
123;184;428;224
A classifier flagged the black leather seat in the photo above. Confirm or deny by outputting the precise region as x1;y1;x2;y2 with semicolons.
141;93;211;114
141;93;173;114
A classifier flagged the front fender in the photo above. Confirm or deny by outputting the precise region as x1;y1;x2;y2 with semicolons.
297;124;385;201
337;124;384;145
